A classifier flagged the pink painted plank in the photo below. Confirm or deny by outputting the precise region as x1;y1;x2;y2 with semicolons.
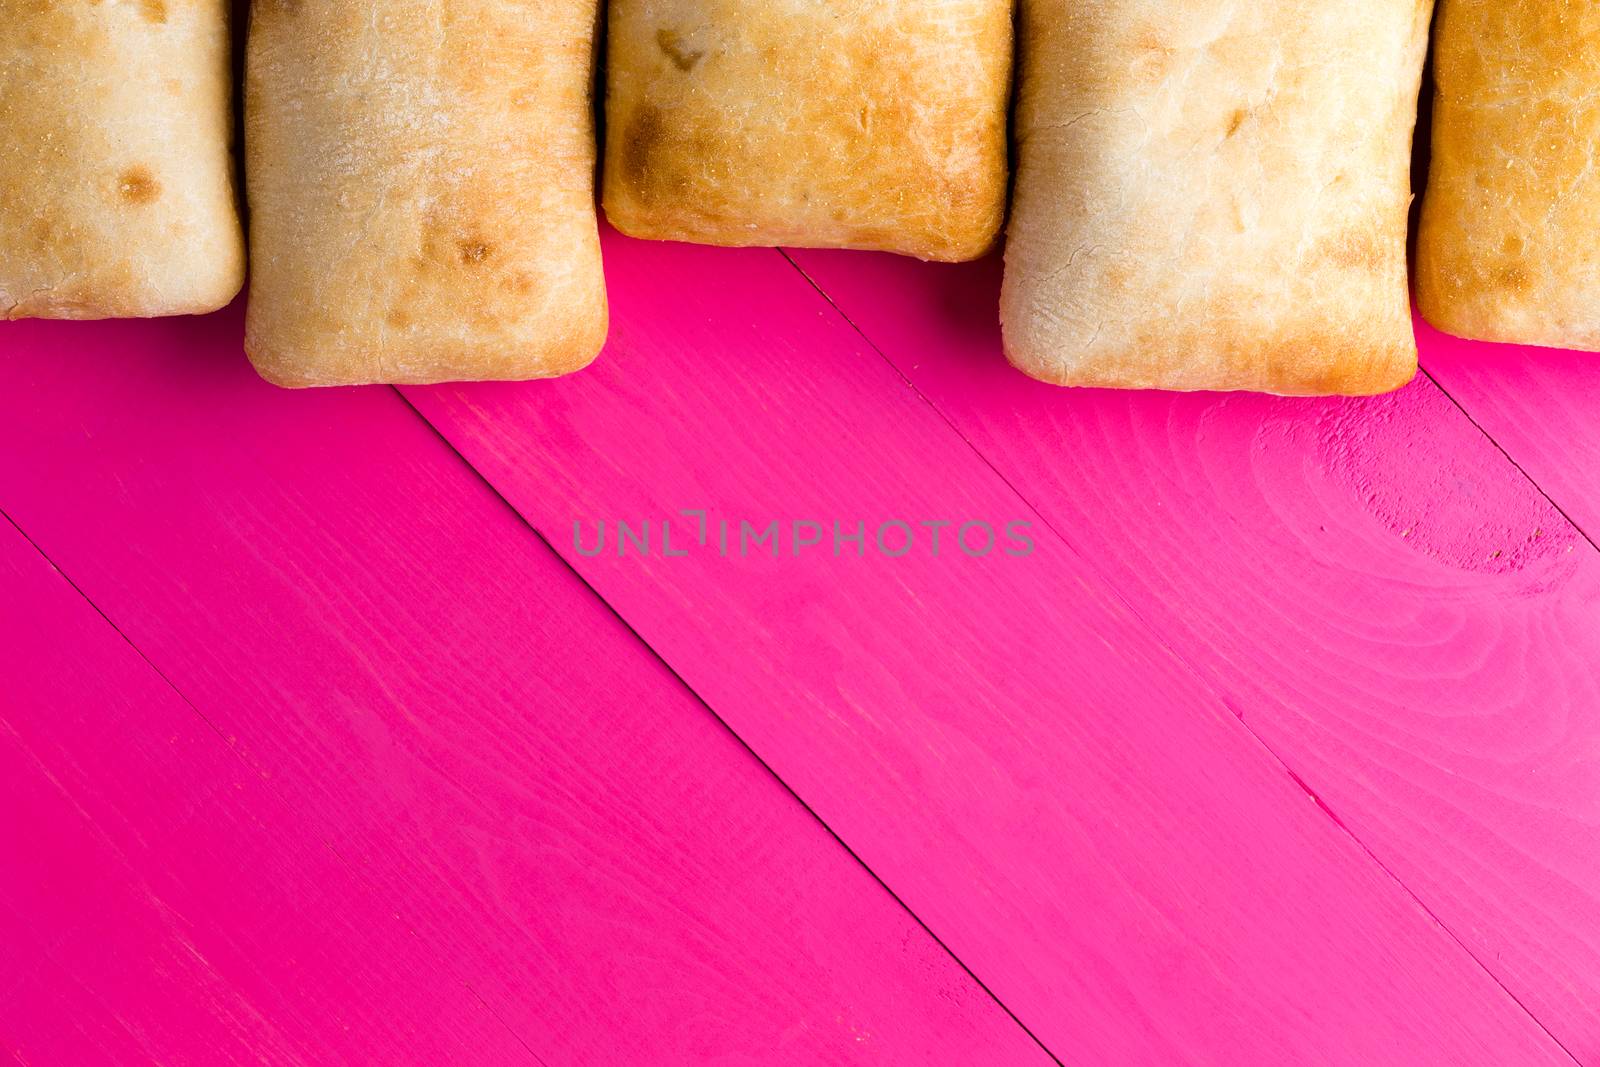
1419;318;1600;541
787;245;1600;1061
0;517;536;1067
402;230;1570;1065
0;306;1046;1067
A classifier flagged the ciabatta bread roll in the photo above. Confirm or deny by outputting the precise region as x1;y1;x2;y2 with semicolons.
603;0;1013;262
0;0;243;319
1002;1;1433;395
1417;1;1600;350
244;0;607;387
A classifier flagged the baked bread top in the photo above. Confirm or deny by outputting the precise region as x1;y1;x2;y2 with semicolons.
0;0;243;319
243;0;608;386
604;0;1013;262
1417;0;1600;350
1002;0;1432;394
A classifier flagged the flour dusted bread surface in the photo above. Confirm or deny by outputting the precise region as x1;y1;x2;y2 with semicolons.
0;0;243;319
603;0;1012;262
1002;1;1432;395
1417;1;1600;350
244;0;607;387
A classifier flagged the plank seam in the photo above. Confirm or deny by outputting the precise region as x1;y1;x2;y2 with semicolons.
775;247;1584;1067
387;386;1069;1067
1419;366;1600;555
0;505;555;1067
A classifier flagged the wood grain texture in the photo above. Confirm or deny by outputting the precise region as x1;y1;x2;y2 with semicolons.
1421;317;1600;542
0;518;537;1067
788;245;1600;1062
0;306;1045;1067
400;230;1571;1065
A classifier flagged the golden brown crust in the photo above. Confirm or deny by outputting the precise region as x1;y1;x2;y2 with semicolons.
1416;1;1600;350
1001;0;1431;395
243;0;608;387
0;0;244;320
602;0;1013;263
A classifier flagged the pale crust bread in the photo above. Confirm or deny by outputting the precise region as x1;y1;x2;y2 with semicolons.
244;0;607;387
1417;1;1600;351
1001;1;1433;395
603;0;1013;263
0;0;244;320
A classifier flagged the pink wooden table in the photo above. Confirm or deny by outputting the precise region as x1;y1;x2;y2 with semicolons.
2;229;1596;1065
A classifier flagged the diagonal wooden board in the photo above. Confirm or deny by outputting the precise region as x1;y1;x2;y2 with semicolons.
0;516;540;1066
398;230;1574;1064
1421;317;1600;545
786;245;1600;1062
0;308;1047;1067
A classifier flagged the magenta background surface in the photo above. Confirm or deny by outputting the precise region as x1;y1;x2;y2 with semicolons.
2;232;1596;1065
